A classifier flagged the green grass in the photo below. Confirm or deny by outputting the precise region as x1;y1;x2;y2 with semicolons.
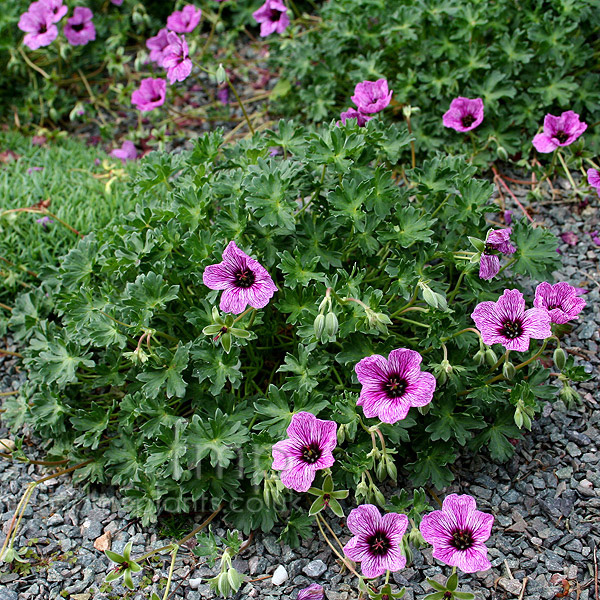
0;131;138;305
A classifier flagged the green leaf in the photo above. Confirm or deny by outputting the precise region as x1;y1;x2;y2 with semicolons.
192;346;242;395
511;220;560;280
383;206;434;247
145;419;189;481
277;511;313;549
278;345;329;393
277;250;327;289
136;343;190;399
188;410;249;469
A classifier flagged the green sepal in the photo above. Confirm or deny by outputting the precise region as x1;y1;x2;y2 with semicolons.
426;578;446;592
328;497;344;518
331;489;349;499
323;475;334;493
202;324;223;335
447;571;458;591
105;549;126;564
105;569;123;583
309;495;326;516
123;568;135;590
220;332;232;353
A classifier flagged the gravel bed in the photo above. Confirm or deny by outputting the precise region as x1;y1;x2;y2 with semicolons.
0;178;598;600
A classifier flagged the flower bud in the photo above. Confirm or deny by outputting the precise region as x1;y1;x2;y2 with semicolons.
497;145;509;161
559;383;580;408
468;236;485;252
385;456;398;482
372;486;386;507
408;527;426;548
324;311;338;338
314;313;326;339
336;423;346;445
401;536;413;565
502;361;516;380
375;459;387;482
356;480;369;500
484;348;498;366
473;349;485;365
421;285;439;309
553;347;567;371
215;63;227;85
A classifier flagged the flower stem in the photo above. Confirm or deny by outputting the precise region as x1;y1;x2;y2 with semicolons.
491;166;534;223
227;79;255;134
161;545;179;600
232;307;255;324
556;150;580;196
315;514;362;579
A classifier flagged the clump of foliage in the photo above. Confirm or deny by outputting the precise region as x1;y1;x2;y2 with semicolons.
0;131;137;309
270;0;600;162
3;120;575;532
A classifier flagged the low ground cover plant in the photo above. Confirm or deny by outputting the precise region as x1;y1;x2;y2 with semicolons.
0;131;137;311
3;120;586;537
270;0;600;163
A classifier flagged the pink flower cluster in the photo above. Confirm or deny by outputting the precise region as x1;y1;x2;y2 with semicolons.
472;285;585;352
252;0;290;37
442;97;588;155
18;0;96;49
340;79;393;127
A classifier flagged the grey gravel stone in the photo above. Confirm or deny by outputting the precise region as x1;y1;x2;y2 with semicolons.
303;559;327;578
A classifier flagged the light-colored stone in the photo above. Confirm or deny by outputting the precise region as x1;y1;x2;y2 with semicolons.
271;565;288;586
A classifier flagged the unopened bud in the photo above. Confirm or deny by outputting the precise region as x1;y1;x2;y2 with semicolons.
337;423;346;445
401;536;413;565
484;348;498;367
553;347;567;371
314;314;325;339
372;487;386;507
324;311;338;338
386;456;398;482
502;361;516;380
497;145;509;161
421;285;439;309
473;349;485;365
215;63;227;85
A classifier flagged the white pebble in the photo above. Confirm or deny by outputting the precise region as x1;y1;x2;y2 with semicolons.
271;565;288;586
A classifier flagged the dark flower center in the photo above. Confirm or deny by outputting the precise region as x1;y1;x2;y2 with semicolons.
367;531;391;556
72;22;85;32
555;130;569;143
301;443;322;464
266;8;282;20
384;374;407;398
500;319;523;339
483;243;495;255
450;528;474;550
40;24;47;33
461;114;475;127
234;268;255;288
150;94;162;103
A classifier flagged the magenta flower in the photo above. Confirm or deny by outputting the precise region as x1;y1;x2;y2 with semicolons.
503;210;513;225
252;0;290;37
355;349;436;424
343;505;408;579
479;227;516;281
533;282;586;325
297;583;324;600
351;79;393;114
40;0;67;23
587;168;600;197
163;33;192;84
203;241;277;314
339;107;372;127
146;28;170;67
471;289;552;352
532;110;587;153
110;141;137;163
36;216;54;228
18;3;58;50
271;412;337;493
442;97;484;132
64;7;96;46
167;4;202;33
110;0;123;4
131;78;166;112
420;494;494;574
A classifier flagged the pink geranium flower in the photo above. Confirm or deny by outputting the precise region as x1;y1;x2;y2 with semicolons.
442;97;484;132
297;584;324;600
252;0;290;37
64;7;96;46
471;289;551;352
533;282;586;325
40;0;67;23
167;4;202;33
18;3;58;50
110;141;137;163
111;0;123;4
420;494;494;574
162;32;192;84
343;505;408;579
532;110;587;153
351;79;393;114
271;412;337;493
131;78;166;112
587;168;600;197
146;28;170;67
355;349;436;424
203;241;277;314
479;227;516;281
339;107;372;127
